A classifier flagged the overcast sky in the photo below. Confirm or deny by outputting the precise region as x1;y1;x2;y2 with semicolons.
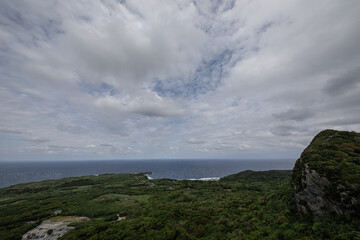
0;0;359;161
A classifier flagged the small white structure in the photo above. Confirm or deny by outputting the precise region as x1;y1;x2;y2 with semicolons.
53;210;62;216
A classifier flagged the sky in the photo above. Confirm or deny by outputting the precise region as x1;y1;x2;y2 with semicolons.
0;0;359;161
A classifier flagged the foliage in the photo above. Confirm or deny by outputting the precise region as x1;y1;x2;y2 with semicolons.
293;130;360;191
0;156;359;239
292;129;360;222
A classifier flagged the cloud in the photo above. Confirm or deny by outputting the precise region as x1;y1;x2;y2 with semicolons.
94;93;185;118
24;137;50;143
187;138;206;144
0;128;23;134
273;108;315;122
57;123;89;134
323;69;360;96
321;117;360;126
0;0;360;160
270;125;300;137
99;143;114;147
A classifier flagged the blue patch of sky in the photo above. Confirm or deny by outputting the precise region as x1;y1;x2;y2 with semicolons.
84;82;118;96
153;49;234;98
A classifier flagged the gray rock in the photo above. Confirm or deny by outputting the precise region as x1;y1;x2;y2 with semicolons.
294;162;343;216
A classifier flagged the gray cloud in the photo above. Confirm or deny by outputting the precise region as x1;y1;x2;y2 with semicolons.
272;108;315;122
57;123;89;135
24;137;50;143
323;69;360;96
99;144;114;147
1;0;360;161
0;128;23;134
270;125;300;137
186;138;206;144
321;117;360;126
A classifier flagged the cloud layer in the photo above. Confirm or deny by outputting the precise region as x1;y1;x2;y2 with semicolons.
0;0;359;161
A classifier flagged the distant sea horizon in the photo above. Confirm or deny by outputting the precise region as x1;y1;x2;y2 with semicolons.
0;159;295;188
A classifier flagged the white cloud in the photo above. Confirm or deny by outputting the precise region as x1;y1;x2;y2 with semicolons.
0;0;360;161
94;92;185;118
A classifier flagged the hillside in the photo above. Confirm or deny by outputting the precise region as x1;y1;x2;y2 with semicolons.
1;171;295;239
292;130;360;220
0;130;360;239
220;170;292;183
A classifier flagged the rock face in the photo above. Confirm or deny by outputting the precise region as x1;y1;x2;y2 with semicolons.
293;162;343;215
292;130;360;221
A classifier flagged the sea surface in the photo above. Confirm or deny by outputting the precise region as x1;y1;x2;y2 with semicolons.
0;159;295;188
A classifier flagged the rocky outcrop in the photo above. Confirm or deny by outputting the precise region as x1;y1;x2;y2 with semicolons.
292;130;360;221
294;162;344;215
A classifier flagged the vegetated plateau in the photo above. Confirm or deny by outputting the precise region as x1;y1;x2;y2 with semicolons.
0;129;359;239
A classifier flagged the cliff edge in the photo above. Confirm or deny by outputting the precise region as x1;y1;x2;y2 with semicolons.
292;129;360;221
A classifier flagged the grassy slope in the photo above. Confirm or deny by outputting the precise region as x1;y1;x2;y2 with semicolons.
0;168;359;239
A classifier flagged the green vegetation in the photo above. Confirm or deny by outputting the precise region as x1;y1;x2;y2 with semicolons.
1;130;359;239
293;129;360;192
1;169;359;239
292;130;360;222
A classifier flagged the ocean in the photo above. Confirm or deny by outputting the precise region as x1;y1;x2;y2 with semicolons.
0;159;295;188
